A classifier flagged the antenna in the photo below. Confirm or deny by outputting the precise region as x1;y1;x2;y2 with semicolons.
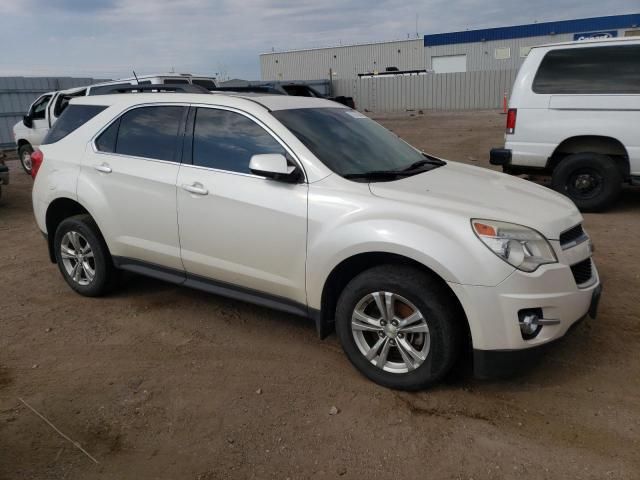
415;13;419;37
132;70;139;83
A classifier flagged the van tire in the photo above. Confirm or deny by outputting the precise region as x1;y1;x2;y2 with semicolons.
551;153;622;212
18;144;34;175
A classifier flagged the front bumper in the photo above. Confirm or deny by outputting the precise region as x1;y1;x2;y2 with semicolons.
473;283;601;379
448;257;601;379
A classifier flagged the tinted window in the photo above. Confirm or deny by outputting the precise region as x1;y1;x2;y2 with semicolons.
95;118;120;153
90;83;132;95
192;79;217;90
163;78;189;84
533;45;640;94
42;105;107;144
272;108;426;177
114;106;185;161
192;108;285;173
30;95;52;119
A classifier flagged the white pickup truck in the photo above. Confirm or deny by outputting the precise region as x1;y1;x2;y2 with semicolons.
13;74;217;174
490;38;640;212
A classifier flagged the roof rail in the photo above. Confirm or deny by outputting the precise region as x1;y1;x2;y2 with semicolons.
88;83;211;96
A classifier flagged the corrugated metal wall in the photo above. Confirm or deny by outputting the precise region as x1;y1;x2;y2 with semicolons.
261;26;632;80
332;69;518;112
261;39;425;81
0;76;105;149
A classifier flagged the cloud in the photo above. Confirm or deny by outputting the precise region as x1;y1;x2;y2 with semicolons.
0;0;637;79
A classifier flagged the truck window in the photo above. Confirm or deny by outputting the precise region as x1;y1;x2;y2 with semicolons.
30;95;52;120
532;44;640;94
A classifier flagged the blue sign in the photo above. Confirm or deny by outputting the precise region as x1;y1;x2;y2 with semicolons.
573;30;618;41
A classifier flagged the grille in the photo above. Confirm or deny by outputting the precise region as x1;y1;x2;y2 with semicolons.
560;224;587;249
571;258;593;286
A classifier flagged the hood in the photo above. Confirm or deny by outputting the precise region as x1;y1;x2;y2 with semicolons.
369;161;582;239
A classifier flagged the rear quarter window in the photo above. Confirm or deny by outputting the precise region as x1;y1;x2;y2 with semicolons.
532;44;640;94
41;105;107;145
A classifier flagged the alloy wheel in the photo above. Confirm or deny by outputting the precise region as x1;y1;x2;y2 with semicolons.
351;292;430;374
60;231;96;286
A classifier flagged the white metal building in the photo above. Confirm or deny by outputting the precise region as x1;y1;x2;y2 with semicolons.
260;14;640;81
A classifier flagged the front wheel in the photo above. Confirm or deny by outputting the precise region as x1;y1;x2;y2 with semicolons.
335;265;460;390
18;144;34;175
551;153;622;212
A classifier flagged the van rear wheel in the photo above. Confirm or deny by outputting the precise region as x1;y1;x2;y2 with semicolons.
551;153;622;212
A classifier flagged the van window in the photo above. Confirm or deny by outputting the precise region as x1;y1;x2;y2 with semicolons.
96;106;185;161
192;79;217;90
163;78;190;84
533;45;640;94
42;105;106;144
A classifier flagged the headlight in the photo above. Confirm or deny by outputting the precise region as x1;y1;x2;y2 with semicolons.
471;219;557;272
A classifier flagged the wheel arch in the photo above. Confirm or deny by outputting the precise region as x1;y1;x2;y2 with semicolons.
548;135;630;179
314;251;472;353
17;139;32;150
45;198;94;263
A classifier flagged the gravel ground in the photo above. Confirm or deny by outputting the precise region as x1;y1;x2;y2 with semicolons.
0;110;639;479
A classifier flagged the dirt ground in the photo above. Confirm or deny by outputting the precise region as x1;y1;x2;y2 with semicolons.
1;110;639;480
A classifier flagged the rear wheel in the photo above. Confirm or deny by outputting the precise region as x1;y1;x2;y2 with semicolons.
18;144;34;175
335;265;460;390
551;153;622;212
53;215;117;296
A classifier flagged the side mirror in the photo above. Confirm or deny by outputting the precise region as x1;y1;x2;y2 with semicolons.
249;154;302;182
23;115;33;128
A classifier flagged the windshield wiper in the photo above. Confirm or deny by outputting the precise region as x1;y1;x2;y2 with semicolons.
343;170;412;180
401;155;446;172
344;155;445;181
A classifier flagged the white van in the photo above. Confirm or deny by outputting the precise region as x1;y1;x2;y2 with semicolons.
490;38;640;211
86;73;217;95
13;74;217;174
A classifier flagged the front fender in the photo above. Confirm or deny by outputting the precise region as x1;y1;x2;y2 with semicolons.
306;218;514;310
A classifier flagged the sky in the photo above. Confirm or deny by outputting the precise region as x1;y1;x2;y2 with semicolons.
0;0;637;81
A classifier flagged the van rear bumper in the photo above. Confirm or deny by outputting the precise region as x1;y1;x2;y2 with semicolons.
489;148;511;166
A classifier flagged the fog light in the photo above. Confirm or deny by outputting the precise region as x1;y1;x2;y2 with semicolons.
518;308;543;340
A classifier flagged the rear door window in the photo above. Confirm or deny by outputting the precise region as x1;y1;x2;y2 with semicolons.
97;106;186;162
533;45;640;94
42;105;107;144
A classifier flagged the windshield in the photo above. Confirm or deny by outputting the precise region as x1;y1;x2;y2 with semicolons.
271;108;438;179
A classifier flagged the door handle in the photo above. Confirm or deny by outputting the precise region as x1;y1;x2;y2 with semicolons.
94;163;112;174
181;183;209;195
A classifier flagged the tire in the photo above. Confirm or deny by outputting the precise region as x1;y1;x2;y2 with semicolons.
551;153;622;212
335;265;460;390
53;214;117;297
18;144;34;175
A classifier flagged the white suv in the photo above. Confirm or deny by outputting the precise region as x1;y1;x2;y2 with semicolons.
32;92;601;390
491;38;640;211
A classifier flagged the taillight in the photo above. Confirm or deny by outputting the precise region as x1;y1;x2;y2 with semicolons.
506;108;517;134
31;150;44;179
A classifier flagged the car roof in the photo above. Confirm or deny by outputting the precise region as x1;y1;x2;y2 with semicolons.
70;92;344;112
532;36;640;50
